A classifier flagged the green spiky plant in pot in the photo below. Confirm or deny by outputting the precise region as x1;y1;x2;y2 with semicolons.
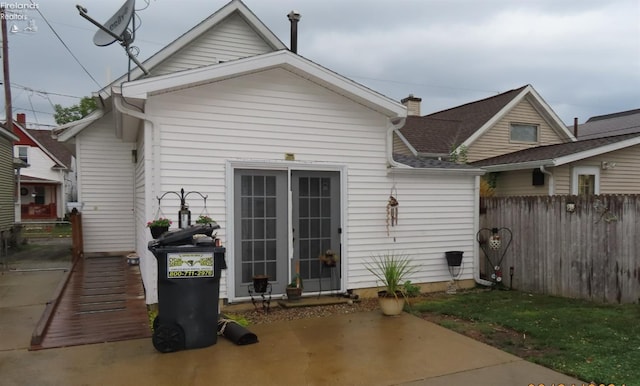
365;252;417;316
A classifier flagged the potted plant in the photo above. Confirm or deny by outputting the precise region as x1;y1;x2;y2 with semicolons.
147;217;172;239
195;215;215;225
319;249;339;267
365;252;417;316
286;273;303;301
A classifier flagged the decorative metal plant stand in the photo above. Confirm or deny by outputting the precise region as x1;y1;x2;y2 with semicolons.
445;251;464;294
248;283;272;313
476;227;513;288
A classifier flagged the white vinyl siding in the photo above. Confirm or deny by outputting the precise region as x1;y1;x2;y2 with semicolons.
141;68;477;300
153;12;275;76
77;113;136;254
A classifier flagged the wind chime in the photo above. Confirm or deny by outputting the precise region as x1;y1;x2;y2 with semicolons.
386;187;399;236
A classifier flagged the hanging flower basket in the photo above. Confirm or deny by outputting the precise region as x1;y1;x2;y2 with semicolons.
147;218;172;239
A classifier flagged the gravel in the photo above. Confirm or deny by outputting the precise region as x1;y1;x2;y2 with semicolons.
231;298;380;325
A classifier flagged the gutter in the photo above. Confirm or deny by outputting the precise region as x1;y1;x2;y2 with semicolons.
539;165;554;195
386;117;411;169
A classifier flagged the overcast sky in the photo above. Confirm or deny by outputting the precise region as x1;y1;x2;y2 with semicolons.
3;0;639;129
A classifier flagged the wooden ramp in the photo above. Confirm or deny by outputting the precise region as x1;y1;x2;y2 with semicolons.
31;257;151;350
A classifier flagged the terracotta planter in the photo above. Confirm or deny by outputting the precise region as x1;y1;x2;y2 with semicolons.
286;287;302;301
377;291;405;316
150;226;169;239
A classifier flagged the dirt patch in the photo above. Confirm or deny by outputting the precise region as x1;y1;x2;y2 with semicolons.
419;312;555;360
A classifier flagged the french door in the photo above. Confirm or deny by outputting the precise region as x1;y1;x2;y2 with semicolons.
233;169;340;297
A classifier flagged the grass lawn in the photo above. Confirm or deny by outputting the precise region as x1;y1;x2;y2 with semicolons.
22;223;72;238
412;289;639;385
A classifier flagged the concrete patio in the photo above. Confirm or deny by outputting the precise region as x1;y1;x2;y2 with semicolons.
0;255;585;385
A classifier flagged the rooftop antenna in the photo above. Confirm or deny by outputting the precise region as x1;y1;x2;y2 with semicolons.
76;0;149;78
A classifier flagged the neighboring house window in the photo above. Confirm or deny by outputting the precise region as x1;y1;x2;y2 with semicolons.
17;146;28;163
572;166;600;195
510;123;538;143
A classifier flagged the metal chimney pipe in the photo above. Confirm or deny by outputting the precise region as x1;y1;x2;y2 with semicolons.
287;10;301;53
573;117;578;137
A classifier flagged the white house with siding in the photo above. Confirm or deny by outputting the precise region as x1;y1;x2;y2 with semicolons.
56;0;485;304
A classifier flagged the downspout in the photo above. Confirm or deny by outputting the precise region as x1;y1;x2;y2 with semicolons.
113;94;159;304
387;117;411;168
539;165;554;195
473;175;493;287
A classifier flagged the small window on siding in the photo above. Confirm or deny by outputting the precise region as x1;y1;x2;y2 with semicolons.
510;124;538;143
571;166;600;195
17;146;28;163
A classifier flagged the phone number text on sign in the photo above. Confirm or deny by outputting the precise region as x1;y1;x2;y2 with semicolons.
167;252;214;278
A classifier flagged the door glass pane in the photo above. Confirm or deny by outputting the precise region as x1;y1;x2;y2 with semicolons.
239;172;279;283
299;177;309;197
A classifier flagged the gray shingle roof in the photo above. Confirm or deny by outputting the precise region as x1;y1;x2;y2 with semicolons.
471;132;640;167
399;86;527;154
393;153;480;169
576;108;640;140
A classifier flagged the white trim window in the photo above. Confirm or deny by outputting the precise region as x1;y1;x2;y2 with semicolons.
571;166;600;195
17;146;29;164
510;123;539;143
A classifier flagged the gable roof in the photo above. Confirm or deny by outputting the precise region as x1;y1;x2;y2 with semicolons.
96;0;286;100
471;132;640;171
7;120;71;169
118;50;406;118
398;85;576;155
56;0;286;141
26;129;73;169
576;108;640;140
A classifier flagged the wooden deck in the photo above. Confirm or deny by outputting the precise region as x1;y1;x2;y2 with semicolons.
31;256;151;350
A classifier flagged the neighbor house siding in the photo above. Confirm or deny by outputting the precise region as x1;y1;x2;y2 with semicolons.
392;132;414;156
492;143;640;196
493;169;550;196
141;68;477;300
153;13;275;76
0;137;14;231
467;99;566;162
77;113;136;254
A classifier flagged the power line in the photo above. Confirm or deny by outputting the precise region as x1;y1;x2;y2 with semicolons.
29;0;102;89
11;82;82;99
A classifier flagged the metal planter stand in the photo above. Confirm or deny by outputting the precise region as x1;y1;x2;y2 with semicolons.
476;227;513;288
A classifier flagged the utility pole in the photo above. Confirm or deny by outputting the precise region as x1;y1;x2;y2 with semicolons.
1;6;13;132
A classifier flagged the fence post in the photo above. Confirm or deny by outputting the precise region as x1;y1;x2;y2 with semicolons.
70;209;83;261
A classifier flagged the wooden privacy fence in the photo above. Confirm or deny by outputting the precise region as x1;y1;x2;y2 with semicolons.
480;195;640;304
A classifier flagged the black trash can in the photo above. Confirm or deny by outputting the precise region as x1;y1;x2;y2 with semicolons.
148;225;226;353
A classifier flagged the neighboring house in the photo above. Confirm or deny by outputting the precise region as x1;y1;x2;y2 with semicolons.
10;113;76;221
394;85;640;196
0;125;20;238
471;132;640;195
54;0;486;304
394;85;576;163
574;108;640;140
